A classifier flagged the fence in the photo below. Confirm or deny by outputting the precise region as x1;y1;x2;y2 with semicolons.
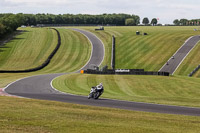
83;69;169;76
188;64;200;77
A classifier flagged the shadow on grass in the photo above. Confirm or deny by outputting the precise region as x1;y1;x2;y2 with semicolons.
0;46;11;48
0;30;28;46
11;37;25;40
0;46;11;53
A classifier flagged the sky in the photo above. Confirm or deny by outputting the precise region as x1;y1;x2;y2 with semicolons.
0;0;199;24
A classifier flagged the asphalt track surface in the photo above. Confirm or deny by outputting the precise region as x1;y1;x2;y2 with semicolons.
159;35;200;74
4;29;200;117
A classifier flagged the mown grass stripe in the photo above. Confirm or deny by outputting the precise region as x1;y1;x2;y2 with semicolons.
0;28;60;72
1;96;200;133
83;26;200;72
138;33;176;70
54;73;200;107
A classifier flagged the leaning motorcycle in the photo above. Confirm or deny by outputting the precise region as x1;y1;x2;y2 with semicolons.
88;86;104;99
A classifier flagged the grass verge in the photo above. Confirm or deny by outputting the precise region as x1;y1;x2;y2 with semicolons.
0;96;200;133
53;73;200;107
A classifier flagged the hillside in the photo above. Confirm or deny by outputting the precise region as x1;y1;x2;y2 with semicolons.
81;26;200;73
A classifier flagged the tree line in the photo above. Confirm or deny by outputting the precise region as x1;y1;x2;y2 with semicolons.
173;19;200;26
0;13;141;38
0;13;162;38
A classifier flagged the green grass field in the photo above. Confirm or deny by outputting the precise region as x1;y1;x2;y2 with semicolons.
0;27;91;88
81;26;200;71
53;73;200;107
0;96;200;133
52;26;200;108
0;27;57;70
1;26;200;132
39;28;91;73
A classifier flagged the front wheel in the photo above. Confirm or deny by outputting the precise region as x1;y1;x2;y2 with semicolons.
88;93;93;99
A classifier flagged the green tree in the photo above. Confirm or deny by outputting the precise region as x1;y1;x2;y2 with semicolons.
142;17;149;25
134;15;140;25
179;19;188;26
151;18;157;26
0;23;6;37
173;19;180;25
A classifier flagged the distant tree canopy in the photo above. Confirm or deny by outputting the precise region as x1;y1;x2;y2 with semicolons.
142;17;149;25
0;13;141;38
125;16;140;26
14;13;140;26
173;18;200;26
151;18;158;26
173;19;180;25
0;13;24;38
125;18;135;26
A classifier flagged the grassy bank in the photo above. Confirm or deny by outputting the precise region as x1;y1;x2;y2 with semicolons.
39;28;91;73
0;27;57;70
0;96;199;133
0;28;91;88
53;73;200;107
81;26;200;71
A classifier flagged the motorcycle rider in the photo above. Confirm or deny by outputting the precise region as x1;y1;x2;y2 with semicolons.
96;83;104;92
90;83;103;93
88;83;104;99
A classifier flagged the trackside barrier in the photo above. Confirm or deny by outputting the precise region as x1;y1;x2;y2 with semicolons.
83;69;169;76
0;28;61;73
111;36;115;69
188;64;200;77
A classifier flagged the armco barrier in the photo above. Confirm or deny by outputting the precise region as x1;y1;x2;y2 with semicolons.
188;64;200;77
0;28;61;73
83;69;169;76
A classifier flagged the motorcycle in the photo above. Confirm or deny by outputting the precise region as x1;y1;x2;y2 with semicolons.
88;86;104;99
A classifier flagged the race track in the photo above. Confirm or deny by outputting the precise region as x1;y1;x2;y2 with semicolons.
4;29;200;116
159;35;200;74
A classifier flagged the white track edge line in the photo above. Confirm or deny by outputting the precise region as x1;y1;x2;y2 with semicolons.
159;36;194;72
172;38;200;75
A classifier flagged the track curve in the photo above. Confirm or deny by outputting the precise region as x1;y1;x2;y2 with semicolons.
4;29;200;116
159;35;200;74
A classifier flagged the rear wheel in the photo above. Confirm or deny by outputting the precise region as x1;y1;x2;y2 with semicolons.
94;92;100;99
